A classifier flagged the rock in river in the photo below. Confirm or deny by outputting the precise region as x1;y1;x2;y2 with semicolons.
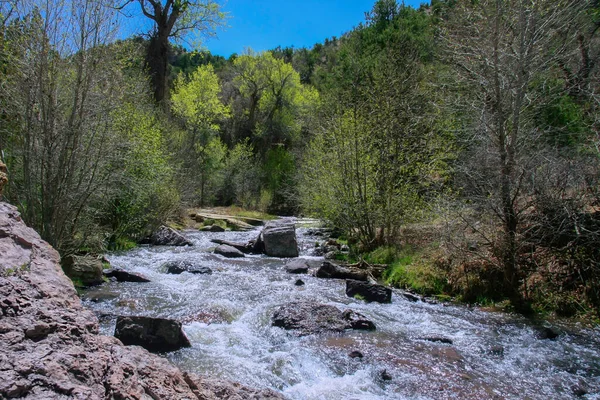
315;261;369;281
104;268;151;283
272;301;376;336
114;315;191;352
261;221;299;258
149;225;193;246
346;279;392;303
215;244;245;258
211;238;252;253
163;260;212;275
285;259;310;274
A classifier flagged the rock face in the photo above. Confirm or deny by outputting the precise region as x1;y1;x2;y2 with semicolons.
114;316;191;352
62;254;104;286
215;244;245;258
315;261;369;281
163;260;212;275
0;202;283;399
285;259;310;274
149;225;193;246
271;301;376;336
104;268;151;283
261;222;299;258
346;280;392;303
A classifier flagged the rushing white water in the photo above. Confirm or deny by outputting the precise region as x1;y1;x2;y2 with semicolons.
83;223;600;400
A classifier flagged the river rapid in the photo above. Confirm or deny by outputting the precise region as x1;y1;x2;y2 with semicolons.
82;222;600;400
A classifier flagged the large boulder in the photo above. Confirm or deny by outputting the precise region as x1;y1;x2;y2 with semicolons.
163;260;212;275
271;301;376;336
0;202;283;399
285;259;310;274
315;261;369;281
104;268;151;283
215;244;245;258
149;225;193;246
114;316;191;353
62;255;104;286
261;221;299;258
346;280;392;303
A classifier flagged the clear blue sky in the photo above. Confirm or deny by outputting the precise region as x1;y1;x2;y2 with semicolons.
122;0;427;57
205;0;426;56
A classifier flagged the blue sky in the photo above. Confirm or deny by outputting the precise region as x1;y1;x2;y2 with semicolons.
122;0;427;57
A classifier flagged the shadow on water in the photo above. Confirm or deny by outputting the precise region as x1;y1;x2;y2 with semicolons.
83;221;600;400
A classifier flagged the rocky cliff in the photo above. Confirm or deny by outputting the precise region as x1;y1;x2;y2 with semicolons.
0;202;283;400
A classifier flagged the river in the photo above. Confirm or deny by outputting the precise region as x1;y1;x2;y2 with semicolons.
82;222;600;400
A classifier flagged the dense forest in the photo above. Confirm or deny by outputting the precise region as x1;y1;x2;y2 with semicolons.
1;0;599;318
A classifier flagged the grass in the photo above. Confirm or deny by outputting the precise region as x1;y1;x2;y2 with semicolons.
203;218;228;230
371;246;450;297
110;237;137;251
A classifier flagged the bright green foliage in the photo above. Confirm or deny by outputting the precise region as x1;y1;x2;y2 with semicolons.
230;50;318;211
172;64;229;129
171;64;230;206
101;102;179;249
233;51;319;151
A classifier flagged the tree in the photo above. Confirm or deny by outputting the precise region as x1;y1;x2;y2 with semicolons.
0;2;178;253
171;64;229;205
300;5;448;248
119;0;226;105
441;0;586;300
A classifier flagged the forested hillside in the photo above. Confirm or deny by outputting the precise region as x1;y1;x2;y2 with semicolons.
1;0;599;318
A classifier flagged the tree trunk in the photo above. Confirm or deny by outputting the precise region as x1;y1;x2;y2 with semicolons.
146;31;170;106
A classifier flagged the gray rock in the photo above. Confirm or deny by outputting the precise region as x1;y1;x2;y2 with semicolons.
488;345;505;356
380;369;393;381
215;244;245;258
315;261;369;281
271;301;376;336
163;260;212;275
295;279;305;286
104;268;150;283
349;350;364;359
211;239;251;253
342;309;377;331
201;225;225;232
114;316;191;352
0;202;283;399
285;259;310;274
402;292;420;302
346;280;392;303
149;225;193;246
62;255;104;286
249;235;265;254
536;326;561;340
262;222;299;258
421;336;453;345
